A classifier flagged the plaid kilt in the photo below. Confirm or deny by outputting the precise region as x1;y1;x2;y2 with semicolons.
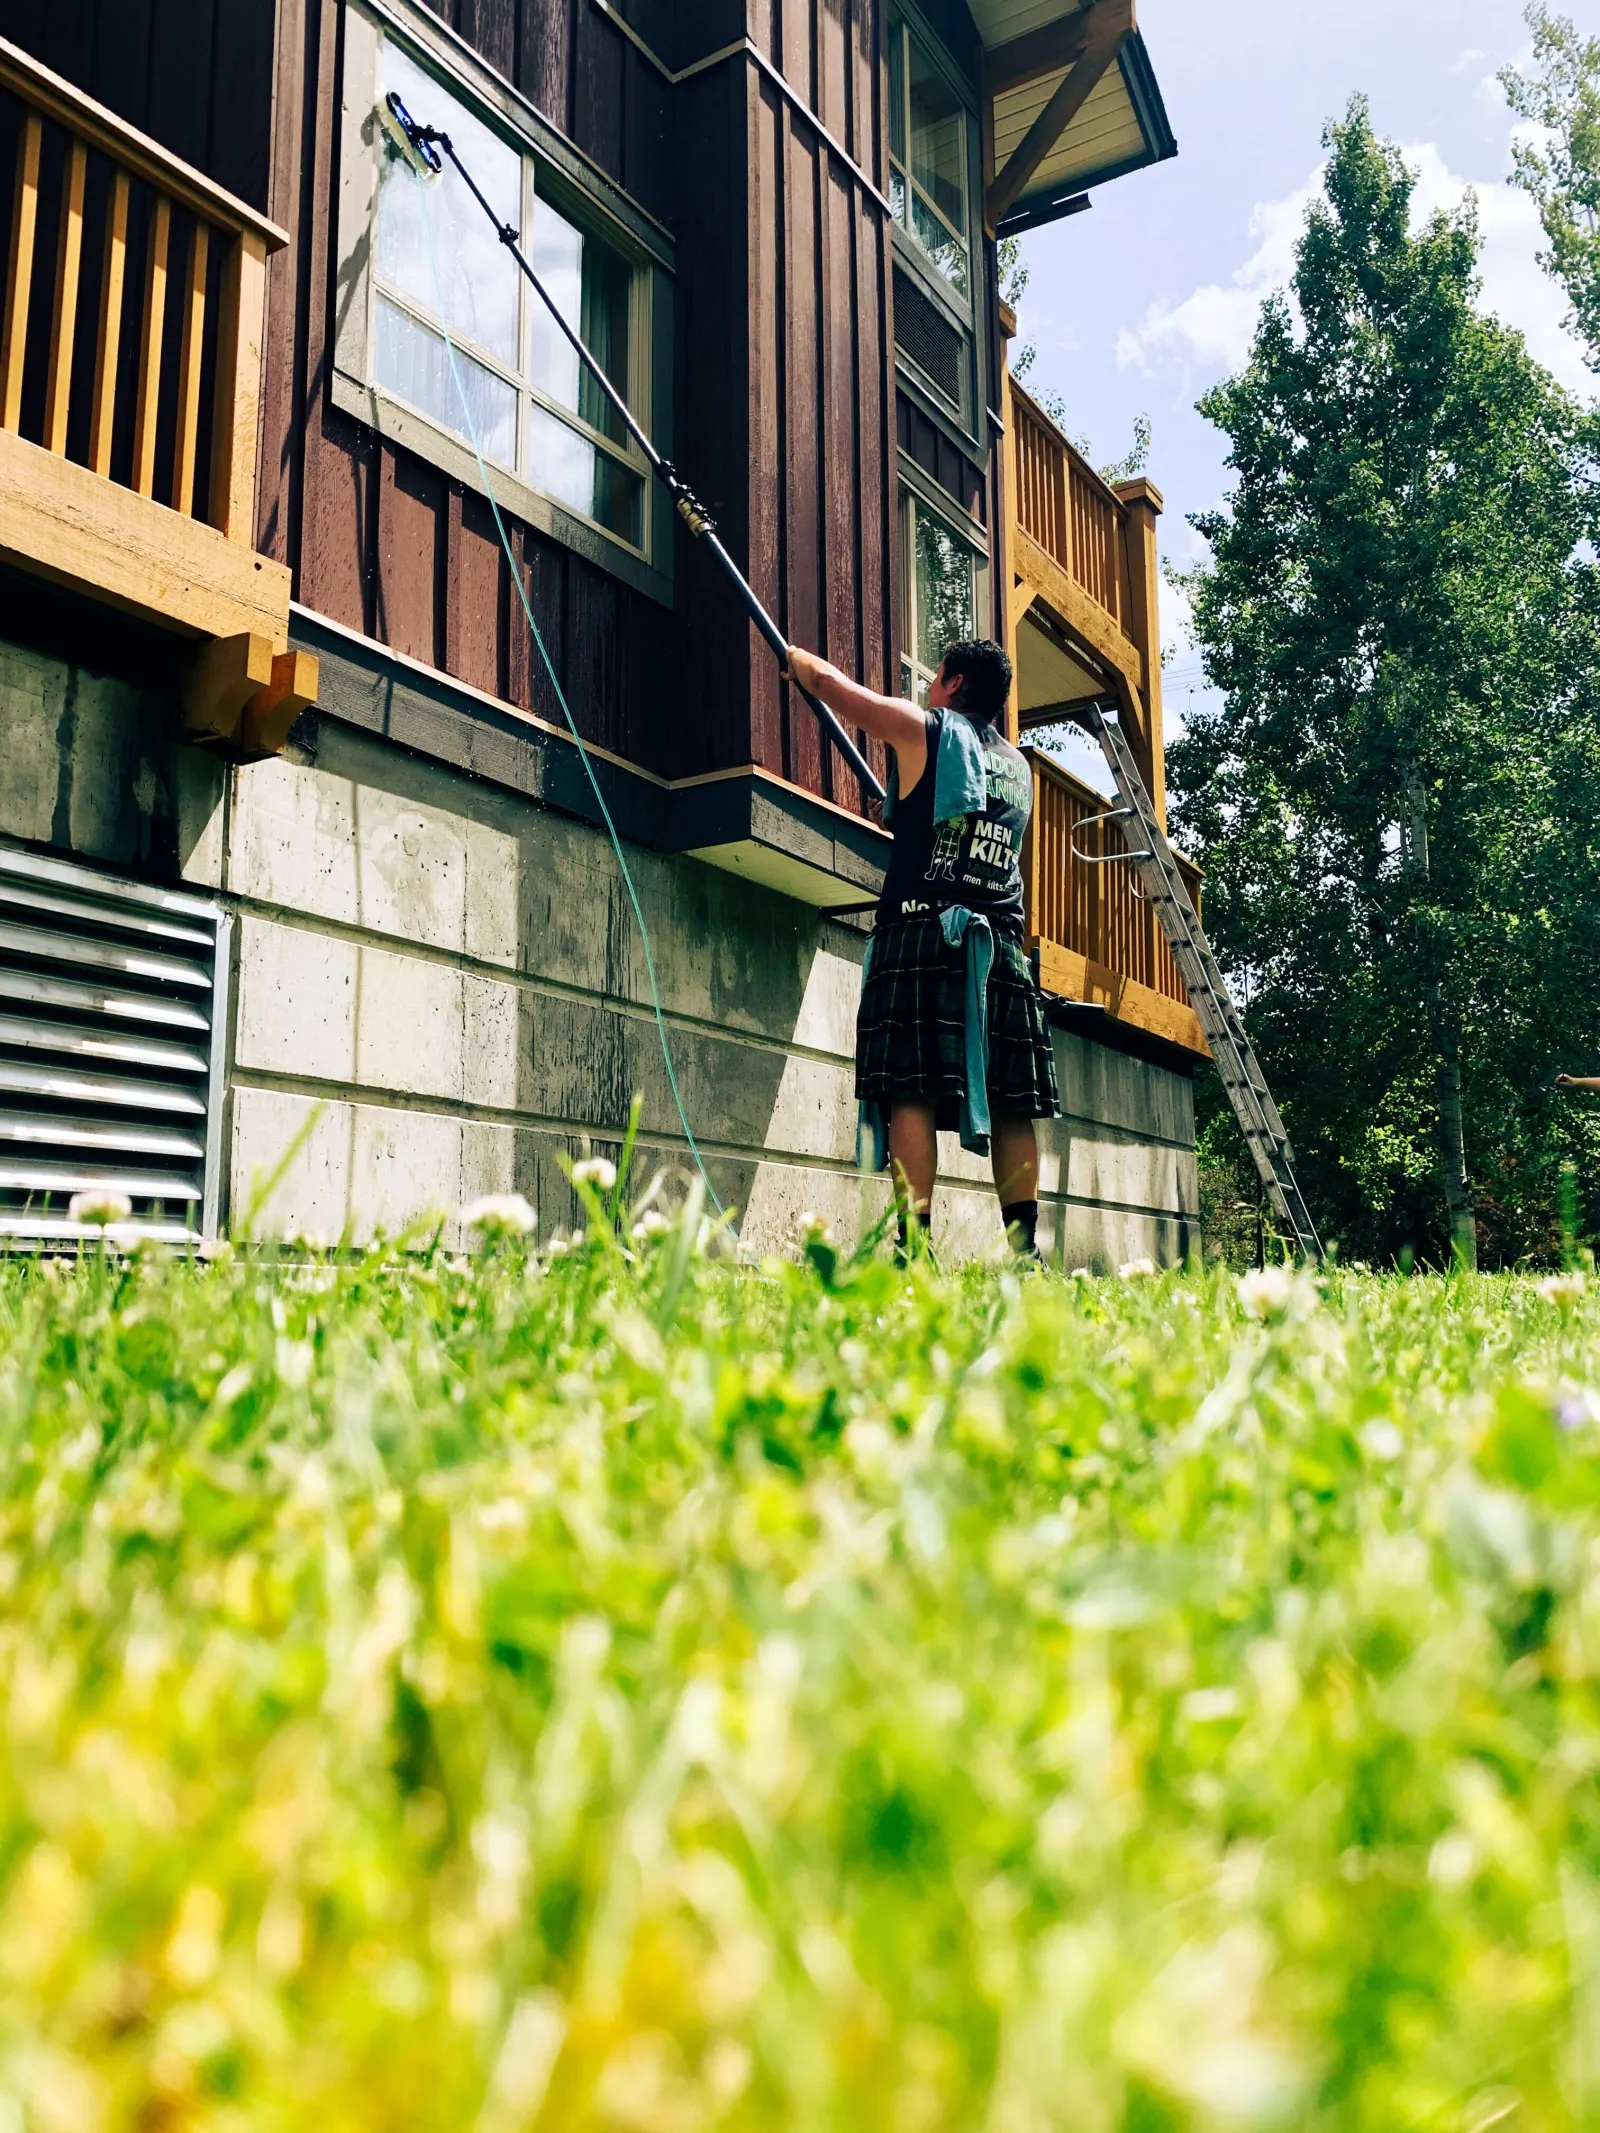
856;913;1061;1130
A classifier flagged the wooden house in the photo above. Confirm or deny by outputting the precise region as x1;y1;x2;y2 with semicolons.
0;0;1202;1262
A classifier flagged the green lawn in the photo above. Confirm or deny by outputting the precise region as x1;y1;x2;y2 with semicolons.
3;1211;1599;2129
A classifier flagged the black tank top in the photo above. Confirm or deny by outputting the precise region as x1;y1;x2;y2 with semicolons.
877;711;1032;938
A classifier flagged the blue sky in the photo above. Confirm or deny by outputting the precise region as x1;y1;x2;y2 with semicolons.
1010;0;1600;767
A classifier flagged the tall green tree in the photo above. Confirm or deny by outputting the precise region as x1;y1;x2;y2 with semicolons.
1171;100;1600;1266
1504;5;1600;370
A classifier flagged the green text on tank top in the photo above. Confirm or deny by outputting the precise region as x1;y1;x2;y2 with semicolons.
878;712;1032;938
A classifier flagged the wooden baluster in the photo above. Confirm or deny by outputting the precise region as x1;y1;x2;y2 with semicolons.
171;219;208;515
1;113;42;433
89;169;129;475
44;139;87;453
132;193;170;499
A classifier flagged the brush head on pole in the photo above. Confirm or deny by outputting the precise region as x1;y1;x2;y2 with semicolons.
379;92;444;178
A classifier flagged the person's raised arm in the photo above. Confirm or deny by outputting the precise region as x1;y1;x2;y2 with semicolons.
1556;1074;1600;1092
786;646;929;790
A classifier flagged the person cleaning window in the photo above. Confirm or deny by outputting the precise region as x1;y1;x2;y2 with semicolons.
784;636;1060;1259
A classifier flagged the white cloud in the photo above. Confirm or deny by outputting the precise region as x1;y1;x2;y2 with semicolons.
1116;145;1590;397
1115;171;1321;380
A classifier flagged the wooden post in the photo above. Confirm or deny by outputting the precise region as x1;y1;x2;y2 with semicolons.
89;170;129;475
209;231;266;539
998;337;1021;743
133;194;170;499
1;113;42;432
45;139;88;454
1114;475;1166;829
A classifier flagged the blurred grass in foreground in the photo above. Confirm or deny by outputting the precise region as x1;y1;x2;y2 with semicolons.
3;1216;1600;2130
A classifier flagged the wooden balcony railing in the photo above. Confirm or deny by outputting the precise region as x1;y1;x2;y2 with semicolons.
1010;375;1132;635
1023;747;1209;1056
0;39;311;754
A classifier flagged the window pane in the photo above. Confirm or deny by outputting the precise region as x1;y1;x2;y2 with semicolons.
889;25;906;167
528;192;633;448
376;40;521;368
908;38;967;238
528;402;644;543
910;192;969;298
913;504;974;676
374;294;518;467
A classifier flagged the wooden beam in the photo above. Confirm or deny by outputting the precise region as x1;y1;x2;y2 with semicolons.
987;0;1132;229
1033;936;1209;1057
1013;526;1144;695
0;424;293;649
89;171;128;476
1;113;42;433
132;195;169;501
240;649;320;757
184;632;275;744
984;9;1095;98
172;221;209;518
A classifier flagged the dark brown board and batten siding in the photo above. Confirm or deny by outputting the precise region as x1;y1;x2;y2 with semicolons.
4;0;974;826
0;0;276;210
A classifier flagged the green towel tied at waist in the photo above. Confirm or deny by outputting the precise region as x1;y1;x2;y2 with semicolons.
858;906;997;1171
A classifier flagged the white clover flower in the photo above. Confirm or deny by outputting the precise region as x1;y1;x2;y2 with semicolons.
197;1236;234;1266
1238;1265;1297;1320
572;1157;617;1193
797;1211;835;1246
1118;1256;1158;1281
70;1188;133;1228
545;1234;570;1259
1536;1271;1588;1310
630;1210;672;1243
281;1223;329;1253
462;1193;536;1238
1069;1266;1093;1281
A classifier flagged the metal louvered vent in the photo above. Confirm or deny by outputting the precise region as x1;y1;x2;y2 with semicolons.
0;847;229;1246
893;266;966;412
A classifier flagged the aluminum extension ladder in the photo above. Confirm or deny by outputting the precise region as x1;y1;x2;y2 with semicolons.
1078;698;1323;1262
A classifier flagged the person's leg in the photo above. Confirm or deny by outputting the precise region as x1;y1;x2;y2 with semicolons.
991;1113;1041;1255
889;1102;939;1244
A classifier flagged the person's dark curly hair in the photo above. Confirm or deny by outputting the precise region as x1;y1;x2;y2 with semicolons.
940;639;1013;723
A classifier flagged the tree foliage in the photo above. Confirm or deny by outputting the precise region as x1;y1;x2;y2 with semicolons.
1171;100;1600;1266
1504;4;1600;370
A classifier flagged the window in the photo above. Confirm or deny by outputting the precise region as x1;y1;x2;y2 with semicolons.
901;487;979;703
372;38;647;547
888;17;973;304
334;5;670;592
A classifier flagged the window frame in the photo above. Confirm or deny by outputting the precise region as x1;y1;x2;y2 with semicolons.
334;0;675;606
885;1;986;452
898;469;990;704
886;12;975;315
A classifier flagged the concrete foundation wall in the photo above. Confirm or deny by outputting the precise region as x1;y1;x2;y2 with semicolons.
0;633;1198;1265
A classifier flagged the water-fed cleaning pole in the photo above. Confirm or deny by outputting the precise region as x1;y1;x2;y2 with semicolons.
386;94;887;805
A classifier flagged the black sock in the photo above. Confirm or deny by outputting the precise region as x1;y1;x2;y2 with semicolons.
1002;1200;1040;1256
